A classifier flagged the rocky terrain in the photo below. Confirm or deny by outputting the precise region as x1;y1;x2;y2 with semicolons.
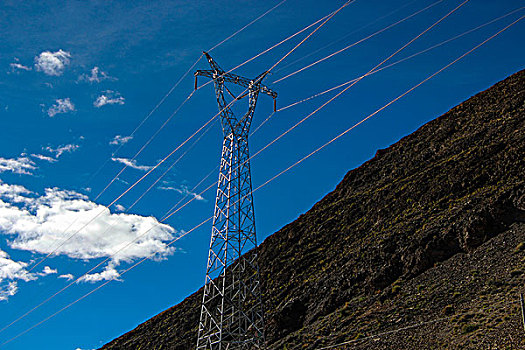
100;69;525;349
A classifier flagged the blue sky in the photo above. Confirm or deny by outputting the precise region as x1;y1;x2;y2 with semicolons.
0;0;523;348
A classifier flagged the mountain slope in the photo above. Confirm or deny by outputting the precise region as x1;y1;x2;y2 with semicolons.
101;69;525;349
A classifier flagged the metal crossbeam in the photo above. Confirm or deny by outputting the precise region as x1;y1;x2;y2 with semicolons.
195;52;276;350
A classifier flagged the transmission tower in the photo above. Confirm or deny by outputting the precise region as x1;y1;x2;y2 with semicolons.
194;52;277;350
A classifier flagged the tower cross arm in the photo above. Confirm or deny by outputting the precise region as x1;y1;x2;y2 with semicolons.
195;70;277;99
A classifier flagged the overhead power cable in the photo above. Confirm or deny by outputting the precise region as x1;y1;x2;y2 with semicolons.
208;0;289;52
2;12;521;346
65;0;474;286
71;0;483;292
21;0;348;277
272;0;422;74
93;0;289;201
277;5;525;113
0;0;354;336
249;0;471;171
271;0;443;84
274;0;423;74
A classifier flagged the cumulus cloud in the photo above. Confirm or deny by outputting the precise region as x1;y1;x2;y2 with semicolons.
48;98;75;117
45;144;79;158
78;67;115;83
94;90;125;108
111;157;153;171
0;182;33;203
0;183;176;284
109;135;133;146
39;266;57;276
34;49;71;76
0;249;36;301
9;58;31;73
78;264;120;283
0;157;36;175
158;184;206;202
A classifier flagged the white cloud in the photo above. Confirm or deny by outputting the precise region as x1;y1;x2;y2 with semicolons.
31;154;57;163
48;98;75;117
111;157;153;171
0;183;176;281
58;273;74;281
9;58;31;73
34;49;71;76
114;204;126;212
158;185;206;202
0;157;36;175
109;135;133;146
94;90;125;108
0;281;18;301
40;266;57;275
0;249;36;301
0;250;34;282
78;264;120;283
45;144;79;158
78;66;115;83
0;181;33;203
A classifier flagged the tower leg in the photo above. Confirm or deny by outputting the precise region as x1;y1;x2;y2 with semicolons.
197;132;265;349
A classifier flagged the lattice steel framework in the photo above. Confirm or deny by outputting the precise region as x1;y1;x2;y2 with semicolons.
194;52;277;350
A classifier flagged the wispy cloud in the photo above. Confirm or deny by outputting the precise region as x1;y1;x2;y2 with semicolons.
47;98;75;117
45;144;79;158
110;135;133;146
114;204;126;212
0;157;36;175
58;273;74;281
31;154;57;163
158;184;206;201
94;90;125;108
0;249;36;301
9;58;31;73
34;49;71;76
111;157;153;171
78;66;115;83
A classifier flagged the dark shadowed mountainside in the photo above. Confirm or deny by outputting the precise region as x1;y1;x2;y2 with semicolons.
100;69;525;349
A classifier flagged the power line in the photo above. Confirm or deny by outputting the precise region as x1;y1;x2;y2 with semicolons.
272;0;422;75
19;0;345;278
76;0;496;297
255;14;524;205
0;1;353;337
271;0;443;84
249;0;471;171
152;5;524;231
208;0;289;52
88;0;288;190
74;0;480;286
4;7;518;346
6;2;519;345
2;16;508;338
276;5;525;113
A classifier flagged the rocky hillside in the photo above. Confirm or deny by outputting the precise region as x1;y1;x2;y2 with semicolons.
101;69;525;349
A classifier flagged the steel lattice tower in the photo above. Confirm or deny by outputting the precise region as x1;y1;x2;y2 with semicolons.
194;52;277;350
